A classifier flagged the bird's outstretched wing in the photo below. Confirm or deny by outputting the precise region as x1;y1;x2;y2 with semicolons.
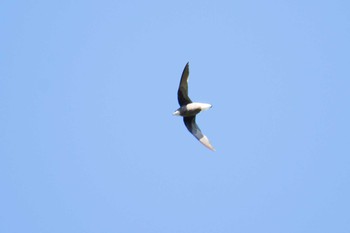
177;62;192;106
183;116;215;151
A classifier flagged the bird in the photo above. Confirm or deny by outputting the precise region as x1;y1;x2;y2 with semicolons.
173;62;215;151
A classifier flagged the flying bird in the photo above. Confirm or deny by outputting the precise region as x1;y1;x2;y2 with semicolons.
173;62;215;151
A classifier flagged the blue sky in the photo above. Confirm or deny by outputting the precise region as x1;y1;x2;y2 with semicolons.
1;0;350;232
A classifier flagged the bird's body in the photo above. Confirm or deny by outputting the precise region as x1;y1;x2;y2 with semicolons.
173;63;215;151
173;102;212;117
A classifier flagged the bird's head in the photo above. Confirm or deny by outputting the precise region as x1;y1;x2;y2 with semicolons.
200;103;212;111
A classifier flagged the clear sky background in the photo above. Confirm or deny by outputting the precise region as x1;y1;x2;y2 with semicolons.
1;0;350;232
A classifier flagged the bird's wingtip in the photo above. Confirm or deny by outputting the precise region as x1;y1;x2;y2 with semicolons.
199;136;215;151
